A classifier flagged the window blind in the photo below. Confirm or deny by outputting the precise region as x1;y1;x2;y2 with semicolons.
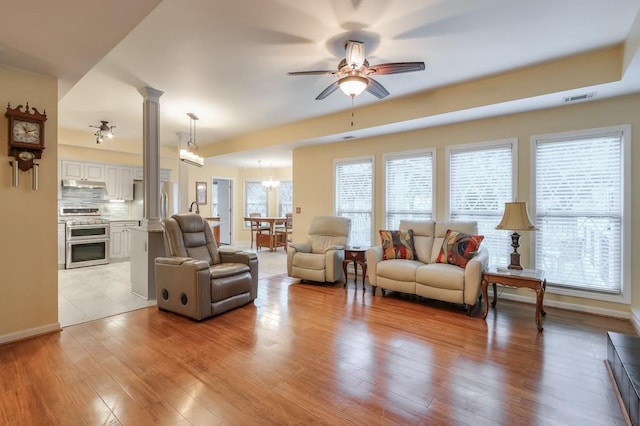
245;181;268;220
535;133;623;293
385;152;433;229
335;159;373;246
449;143;513;267
278;181;293;216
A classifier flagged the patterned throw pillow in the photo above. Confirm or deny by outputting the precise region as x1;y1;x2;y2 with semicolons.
436;229;484;268
379;230;416;260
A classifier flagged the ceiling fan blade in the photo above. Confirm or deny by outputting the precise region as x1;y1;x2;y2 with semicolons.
365;78;390;99
345;40;365;68
369;62;425;75
288;70;335;76
315;81;340;100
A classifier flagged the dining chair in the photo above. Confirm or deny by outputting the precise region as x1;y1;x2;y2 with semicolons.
249;212;269;249
275;212;293;251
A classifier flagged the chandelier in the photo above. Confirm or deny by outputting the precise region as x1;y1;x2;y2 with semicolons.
179;112;204;167
259;161;280;188
90;121;115;144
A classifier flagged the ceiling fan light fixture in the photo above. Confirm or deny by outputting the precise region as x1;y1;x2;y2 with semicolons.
345;40;365;68
339;76;368;98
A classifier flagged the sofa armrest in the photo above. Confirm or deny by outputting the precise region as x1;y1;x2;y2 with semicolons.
366;246;383;286
463;247;489;305
154;257;211;320
219;250;257;265
155;256;209;270
289;242;311;253
324;245;344;253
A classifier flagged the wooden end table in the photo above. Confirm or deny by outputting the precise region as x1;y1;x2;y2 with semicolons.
342;247;367;291
482;268;547;332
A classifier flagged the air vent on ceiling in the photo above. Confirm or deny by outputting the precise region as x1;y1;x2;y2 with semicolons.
563;92;596;103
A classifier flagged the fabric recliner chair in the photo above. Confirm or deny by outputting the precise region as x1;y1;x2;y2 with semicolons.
155;213;258;320
286;216;351;283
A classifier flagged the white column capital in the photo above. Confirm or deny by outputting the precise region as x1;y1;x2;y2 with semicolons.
138;86;164;101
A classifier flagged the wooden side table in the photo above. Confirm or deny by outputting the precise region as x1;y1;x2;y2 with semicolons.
482;268;547;332
342;247;367;291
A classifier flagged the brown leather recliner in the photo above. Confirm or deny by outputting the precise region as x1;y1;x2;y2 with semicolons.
154;213;258;320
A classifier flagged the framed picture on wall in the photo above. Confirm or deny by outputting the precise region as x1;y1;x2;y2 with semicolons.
196;181;207;205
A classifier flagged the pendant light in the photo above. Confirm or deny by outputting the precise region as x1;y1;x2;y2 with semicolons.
180;112;204;167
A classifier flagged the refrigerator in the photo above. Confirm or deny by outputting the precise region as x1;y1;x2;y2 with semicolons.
132;180;179;221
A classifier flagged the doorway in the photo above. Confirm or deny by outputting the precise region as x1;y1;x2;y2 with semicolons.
212;178;232;245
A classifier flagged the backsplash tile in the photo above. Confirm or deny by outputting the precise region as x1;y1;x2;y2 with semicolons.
59;187;130;220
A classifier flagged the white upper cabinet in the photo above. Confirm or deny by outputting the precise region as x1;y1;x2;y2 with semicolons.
134;167;171;182
61;160;105;182
105;165;134;201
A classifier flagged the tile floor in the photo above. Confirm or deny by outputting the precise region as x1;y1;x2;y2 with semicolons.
58;242;287;327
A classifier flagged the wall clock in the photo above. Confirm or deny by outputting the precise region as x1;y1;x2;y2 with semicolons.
6;102;47;171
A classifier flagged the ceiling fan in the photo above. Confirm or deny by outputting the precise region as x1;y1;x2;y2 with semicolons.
288;40;425;100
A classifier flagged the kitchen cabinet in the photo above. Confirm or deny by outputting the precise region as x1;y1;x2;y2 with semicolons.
61;160;105;182
110;221;139;260
133;167;171;182
58;223;65;269
105;165;134;201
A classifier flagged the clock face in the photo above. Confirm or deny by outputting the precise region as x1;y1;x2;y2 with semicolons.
12;120;41;144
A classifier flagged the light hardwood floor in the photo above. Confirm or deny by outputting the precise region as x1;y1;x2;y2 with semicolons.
2;275;636;425
58;243;287;327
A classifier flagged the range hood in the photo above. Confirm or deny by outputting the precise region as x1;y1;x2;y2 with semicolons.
62;179;107;189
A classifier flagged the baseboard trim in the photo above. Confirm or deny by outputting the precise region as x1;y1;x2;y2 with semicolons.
497;292;631;320
0;322;61;346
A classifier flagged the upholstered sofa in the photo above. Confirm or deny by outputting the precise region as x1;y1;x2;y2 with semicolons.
367;220;489;312
287;216;351;283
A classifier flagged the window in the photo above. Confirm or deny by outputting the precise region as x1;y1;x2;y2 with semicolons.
244;180;268;225
278;181;293;216
211;180;219;216
335;157;373;247
384;149;434;228
533;126;629;300
448;140;516;267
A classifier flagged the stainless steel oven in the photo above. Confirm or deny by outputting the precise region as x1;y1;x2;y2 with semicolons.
60;207;110;269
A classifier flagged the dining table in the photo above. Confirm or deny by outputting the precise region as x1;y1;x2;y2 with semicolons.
243;216;287;252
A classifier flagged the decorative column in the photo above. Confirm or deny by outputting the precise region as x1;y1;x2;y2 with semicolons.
130;86;164;300
138;86;164;231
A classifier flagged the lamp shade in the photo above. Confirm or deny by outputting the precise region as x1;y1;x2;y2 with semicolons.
339;76;368;97
496;202;536;231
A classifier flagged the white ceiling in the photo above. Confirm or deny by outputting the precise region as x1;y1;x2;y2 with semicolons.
3;1;640;169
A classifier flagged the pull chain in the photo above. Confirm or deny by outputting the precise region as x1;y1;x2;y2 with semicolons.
350;95;355;127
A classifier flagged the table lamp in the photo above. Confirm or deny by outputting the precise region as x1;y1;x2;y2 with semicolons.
495;201;536;270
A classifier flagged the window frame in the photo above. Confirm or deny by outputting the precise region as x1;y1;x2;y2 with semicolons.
446;138;518;268
383;148;436;228
334;155;375;247
277;180;293;217
530;125;631;304
243;179;269;229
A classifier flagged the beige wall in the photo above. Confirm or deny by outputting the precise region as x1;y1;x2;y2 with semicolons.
186;164;292;243
292;93;640;318
0;66;59;341
59;127;180;174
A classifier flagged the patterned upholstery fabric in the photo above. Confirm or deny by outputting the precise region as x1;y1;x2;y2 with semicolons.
379;229;416;260
436;229;484;268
